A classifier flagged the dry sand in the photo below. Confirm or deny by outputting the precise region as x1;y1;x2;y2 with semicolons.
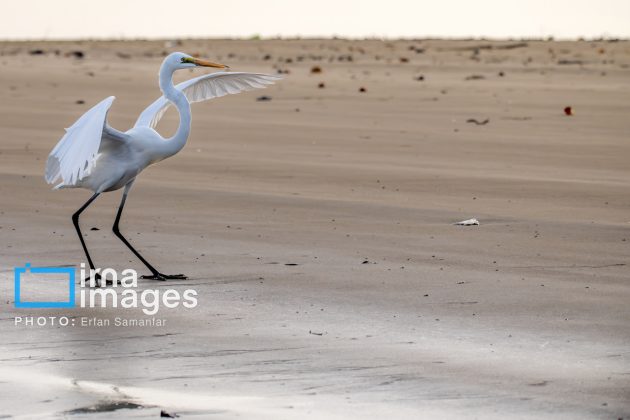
0;39;629;418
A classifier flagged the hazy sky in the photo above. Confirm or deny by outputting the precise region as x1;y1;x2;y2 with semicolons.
2;0;629;40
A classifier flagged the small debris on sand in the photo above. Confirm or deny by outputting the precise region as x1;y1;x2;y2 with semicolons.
466;118;490;125
359;87;367;93
90;227;99;231
454;218;480;226
66;51;85;59
495;42;528;50
116;52;131;59
309;330;324;336
558;59;583;65
160;409;179;418
256;96;272;101
564;106;573;116
29;49;45;55
399;57;409;63
310;65;322;74
414;75;425;81
465;74;485;80
65;401;144;415
318;82;326;89
75;100;85;104
528;381;549;387
452;44;493;52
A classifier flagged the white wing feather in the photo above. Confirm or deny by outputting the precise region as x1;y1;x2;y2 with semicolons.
134;72;281;129
45;96;117;187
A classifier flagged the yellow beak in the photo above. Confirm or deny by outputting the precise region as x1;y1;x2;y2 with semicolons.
192;58;229;69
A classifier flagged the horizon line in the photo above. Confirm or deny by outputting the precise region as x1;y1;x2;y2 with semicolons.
1;35;629;43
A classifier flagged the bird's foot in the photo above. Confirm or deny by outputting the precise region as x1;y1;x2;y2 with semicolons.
141;273;188;281
81;273;119;287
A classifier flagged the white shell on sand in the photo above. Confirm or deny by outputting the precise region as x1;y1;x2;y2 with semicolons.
454;218;480;226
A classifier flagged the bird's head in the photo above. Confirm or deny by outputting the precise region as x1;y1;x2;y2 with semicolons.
165;52;229;71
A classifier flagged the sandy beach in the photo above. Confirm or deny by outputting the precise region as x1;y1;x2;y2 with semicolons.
0;38;629;418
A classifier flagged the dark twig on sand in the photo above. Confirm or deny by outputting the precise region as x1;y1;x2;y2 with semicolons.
465;74;485;81
466;118;490;125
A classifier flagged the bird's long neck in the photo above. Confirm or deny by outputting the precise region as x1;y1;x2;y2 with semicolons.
158;66;191;158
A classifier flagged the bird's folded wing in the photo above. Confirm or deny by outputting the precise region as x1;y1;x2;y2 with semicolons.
45;96;117;186
134;72;282;129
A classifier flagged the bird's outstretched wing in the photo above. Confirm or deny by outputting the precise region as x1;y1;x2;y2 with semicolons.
134;72;281;129
45;96;126;187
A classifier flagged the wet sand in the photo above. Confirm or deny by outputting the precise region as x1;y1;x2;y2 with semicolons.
0;39;629;418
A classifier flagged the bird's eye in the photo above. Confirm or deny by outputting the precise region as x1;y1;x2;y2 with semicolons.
180;57;186;63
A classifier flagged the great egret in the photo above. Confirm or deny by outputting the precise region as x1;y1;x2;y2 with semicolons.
45;52;281;281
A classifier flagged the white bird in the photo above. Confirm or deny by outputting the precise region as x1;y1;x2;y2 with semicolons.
45;52;281;281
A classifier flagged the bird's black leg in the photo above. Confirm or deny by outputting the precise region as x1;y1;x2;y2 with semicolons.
112;182;187;281
72;192;103;286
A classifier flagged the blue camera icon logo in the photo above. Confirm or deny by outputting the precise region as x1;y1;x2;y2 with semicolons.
14;263;75;308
